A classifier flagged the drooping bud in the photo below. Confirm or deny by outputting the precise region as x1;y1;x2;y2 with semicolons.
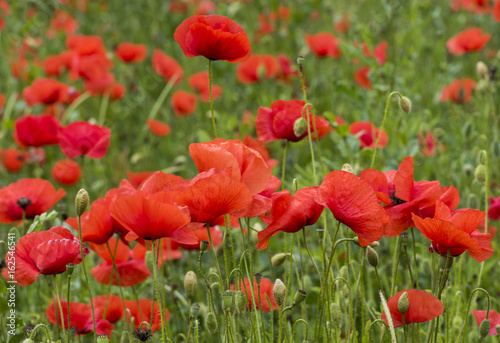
66;263;74;276
190;302;200;317
235;290;247;313
397;292;409;314
352;237;361;246
370;241;380;248
271;253;290;267
293;117;308;137
477;61;489;80
453;316;463;330
475;164;486;184
75;189;89;216
222;291;234;313
399;96;412;114
293;290;307;305
341;163;355;174
330;303;342;329
184;271;198;299
200;240;209;252
479;319;491;339
206;312;217;333
366;246;379;267
145;250;155;274
273;279;287;306
97;334;109;343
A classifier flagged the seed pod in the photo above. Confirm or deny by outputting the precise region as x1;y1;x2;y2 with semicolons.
342;163;355;174
145;251;155;274
477;61;489;80
75;189;89;216
273;279;287;306
400;232;409;246
297;56;305;66
184;271;198;299
366;246;379;267
235;290;247;313
475;165;486;184
330;303;342;329
190;302;200;317
97;334;109;343
271;253;289;267
397;292;409;314
399;96;412;114
370;241;380;248
66;263;74;276
254;272;262;284
294;290;307;305
222;291;234;313
479;319;491;339
200;240;209;252
293;117;308;137
206;312;217;333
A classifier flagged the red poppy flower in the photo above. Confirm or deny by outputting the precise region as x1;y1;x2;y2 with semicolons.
124;299;170;332
171;90;197;117
0;149;29;172
194;0;216;15
0;1;10;30
175;168;253;223
412;201;492;262
93;295;124;324
354;67;372;89
494;1;500;22
381;289;444;327
0;178;65;224
58;121;111;159
418;186;461;219
349;121;388;148
473;310;500;335
14;115;61;148
440;79;476;104
174;15;251;63
447;28;491;55
52;159;81;186
230;277;279;311
360;157;442;237
451;0;491;13
11;58;29;80
89;238;151;287
256;187;324;249
418;131;445;157
316;170;386;246
190;138;272;195
305;32;341;58
66;198;114;244
256;99;330;143
67;34;107;56
236;54;279;84
146;118;171;137
133;239;183;264
152;49;183;85
23;78;69;107
242;134;278;169
47;10;79;38
126;170;155;188
10;226;87;286
276;54;296;81
374;41;388;64
171;225;223;250
489;195;500;221
188;71;223;102
43;54;66;76
46;300;114;337
116;42;147;63
334;13;350;33
110;191;194;243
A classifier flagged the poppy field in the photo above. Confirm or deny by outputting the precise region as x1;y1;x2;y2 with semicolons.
1;0;500;342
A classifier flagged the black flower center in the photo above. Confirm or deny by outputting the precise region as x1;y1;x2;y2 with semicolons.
16;197;32;211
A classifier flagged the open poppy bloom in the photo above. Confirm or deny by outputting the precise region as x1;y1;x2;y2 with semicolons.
93;295;124;324
349;121;388;148
171;224;223;250
126;170;155;188
15;115;61;147
256;100;329;143
46;10;79;38
52;159;82;186
316;170;386;246
359;157;442;237
451;0;492;13
116;42;147;63
0;178;65;224
10;226;88;286
381;289;444;327
171;90;197;117
418;131;445;157
236;54;279;84
0;148;29;172
489;195;500;221
230;277;279;311
374;41;388;64
188;71;223;102
304;32;341;58
440;78;476;104
125;298;170;332
133;239;183;264
58;121;111;159
242;134;278;169
256;187;324;249
146;118;171;137
89;238;152;287
495;0;500;22
66;198;114;244
354;67;372;89
412;201;493;262
152;49;183;85
174;15;251;63
446;28;491;55
46;299;114;337
472;310;500;335
23;78;70;107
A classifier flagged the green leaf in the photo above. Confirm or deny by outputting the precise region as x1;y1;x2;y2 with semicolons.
0;280;7;294
0;296;9;314
8;333;26;343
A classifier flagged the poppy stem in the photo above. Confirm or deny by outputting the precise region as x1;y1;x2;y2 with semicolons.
367;319;389;343
52;275;67;343
28;324;53;343
281;140;288;190
151;239;167;343
390;236;401;296
403;244;415;288
61;91;91;125
410;228;419;289
66;268;72;343
370;91;403;169
98;93;110;126
206;223;225;289
208;59;218;138
78;215;97;343
454;288;491;343
302;103;318;185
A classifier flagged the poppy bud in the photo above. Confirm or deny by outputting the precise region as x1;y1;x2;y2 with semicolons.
184;271;197;299
97;334;109;343
316;226;325;239
273;279;287;306
466;194;479;209
206;312;217;333
145;251;155;274
297;56;305;66
190;302;200;317
399;96;412;114
496;324;500;335
352;237;361;246
293;117;308;137
66;263;74;276
294;290;307;304
400;232;409;246
463;163;474;178
453;316;463;330
366;246;379;267
75;189;89;216
479;319;490;339
222;291;234;313
330;303;342;329
397;292;409;314
200;240;209;252
235;290;247;313
341;163;355;174
477;61;489;80
370;241;380;248
254;272;262;284
271;253;290;266
120;331;130;343
474;165;486;184
462;122;473;141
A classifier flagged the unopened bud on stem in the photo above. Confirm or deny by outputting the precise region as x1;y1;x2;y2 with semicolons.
75;189;89;216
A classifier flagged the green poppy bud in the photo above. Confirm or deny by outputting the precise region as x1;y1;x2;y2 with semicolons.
293;117;308;137
97;334;109;343
366;246;379;267
475;165;486;184
75;189;89;216
222;291;234;313
254;272;263;284
190;302;200;317
200;240;209;252
293;290;307;305
273;279;287;306
330;302;342;329
477;61;488;80
184;271;197;299
66;263;74;276
235;290;247;313
479;319;491;339
206;312;217;333
399;96;412;114
271;253;289;267
397;292;409;314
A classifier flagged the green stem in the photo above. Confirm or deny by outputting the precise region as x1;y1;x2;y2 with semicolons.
208;59;218;138
61;92;91;124
53;275;67;343
151;240;167;343
67;271;72;343
29;324;53;343
148;75;179;121
411;228;419;289
206;223;225;289
454;288;491;343
390;236;401;296
281;140;289;190
98;94;110;126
